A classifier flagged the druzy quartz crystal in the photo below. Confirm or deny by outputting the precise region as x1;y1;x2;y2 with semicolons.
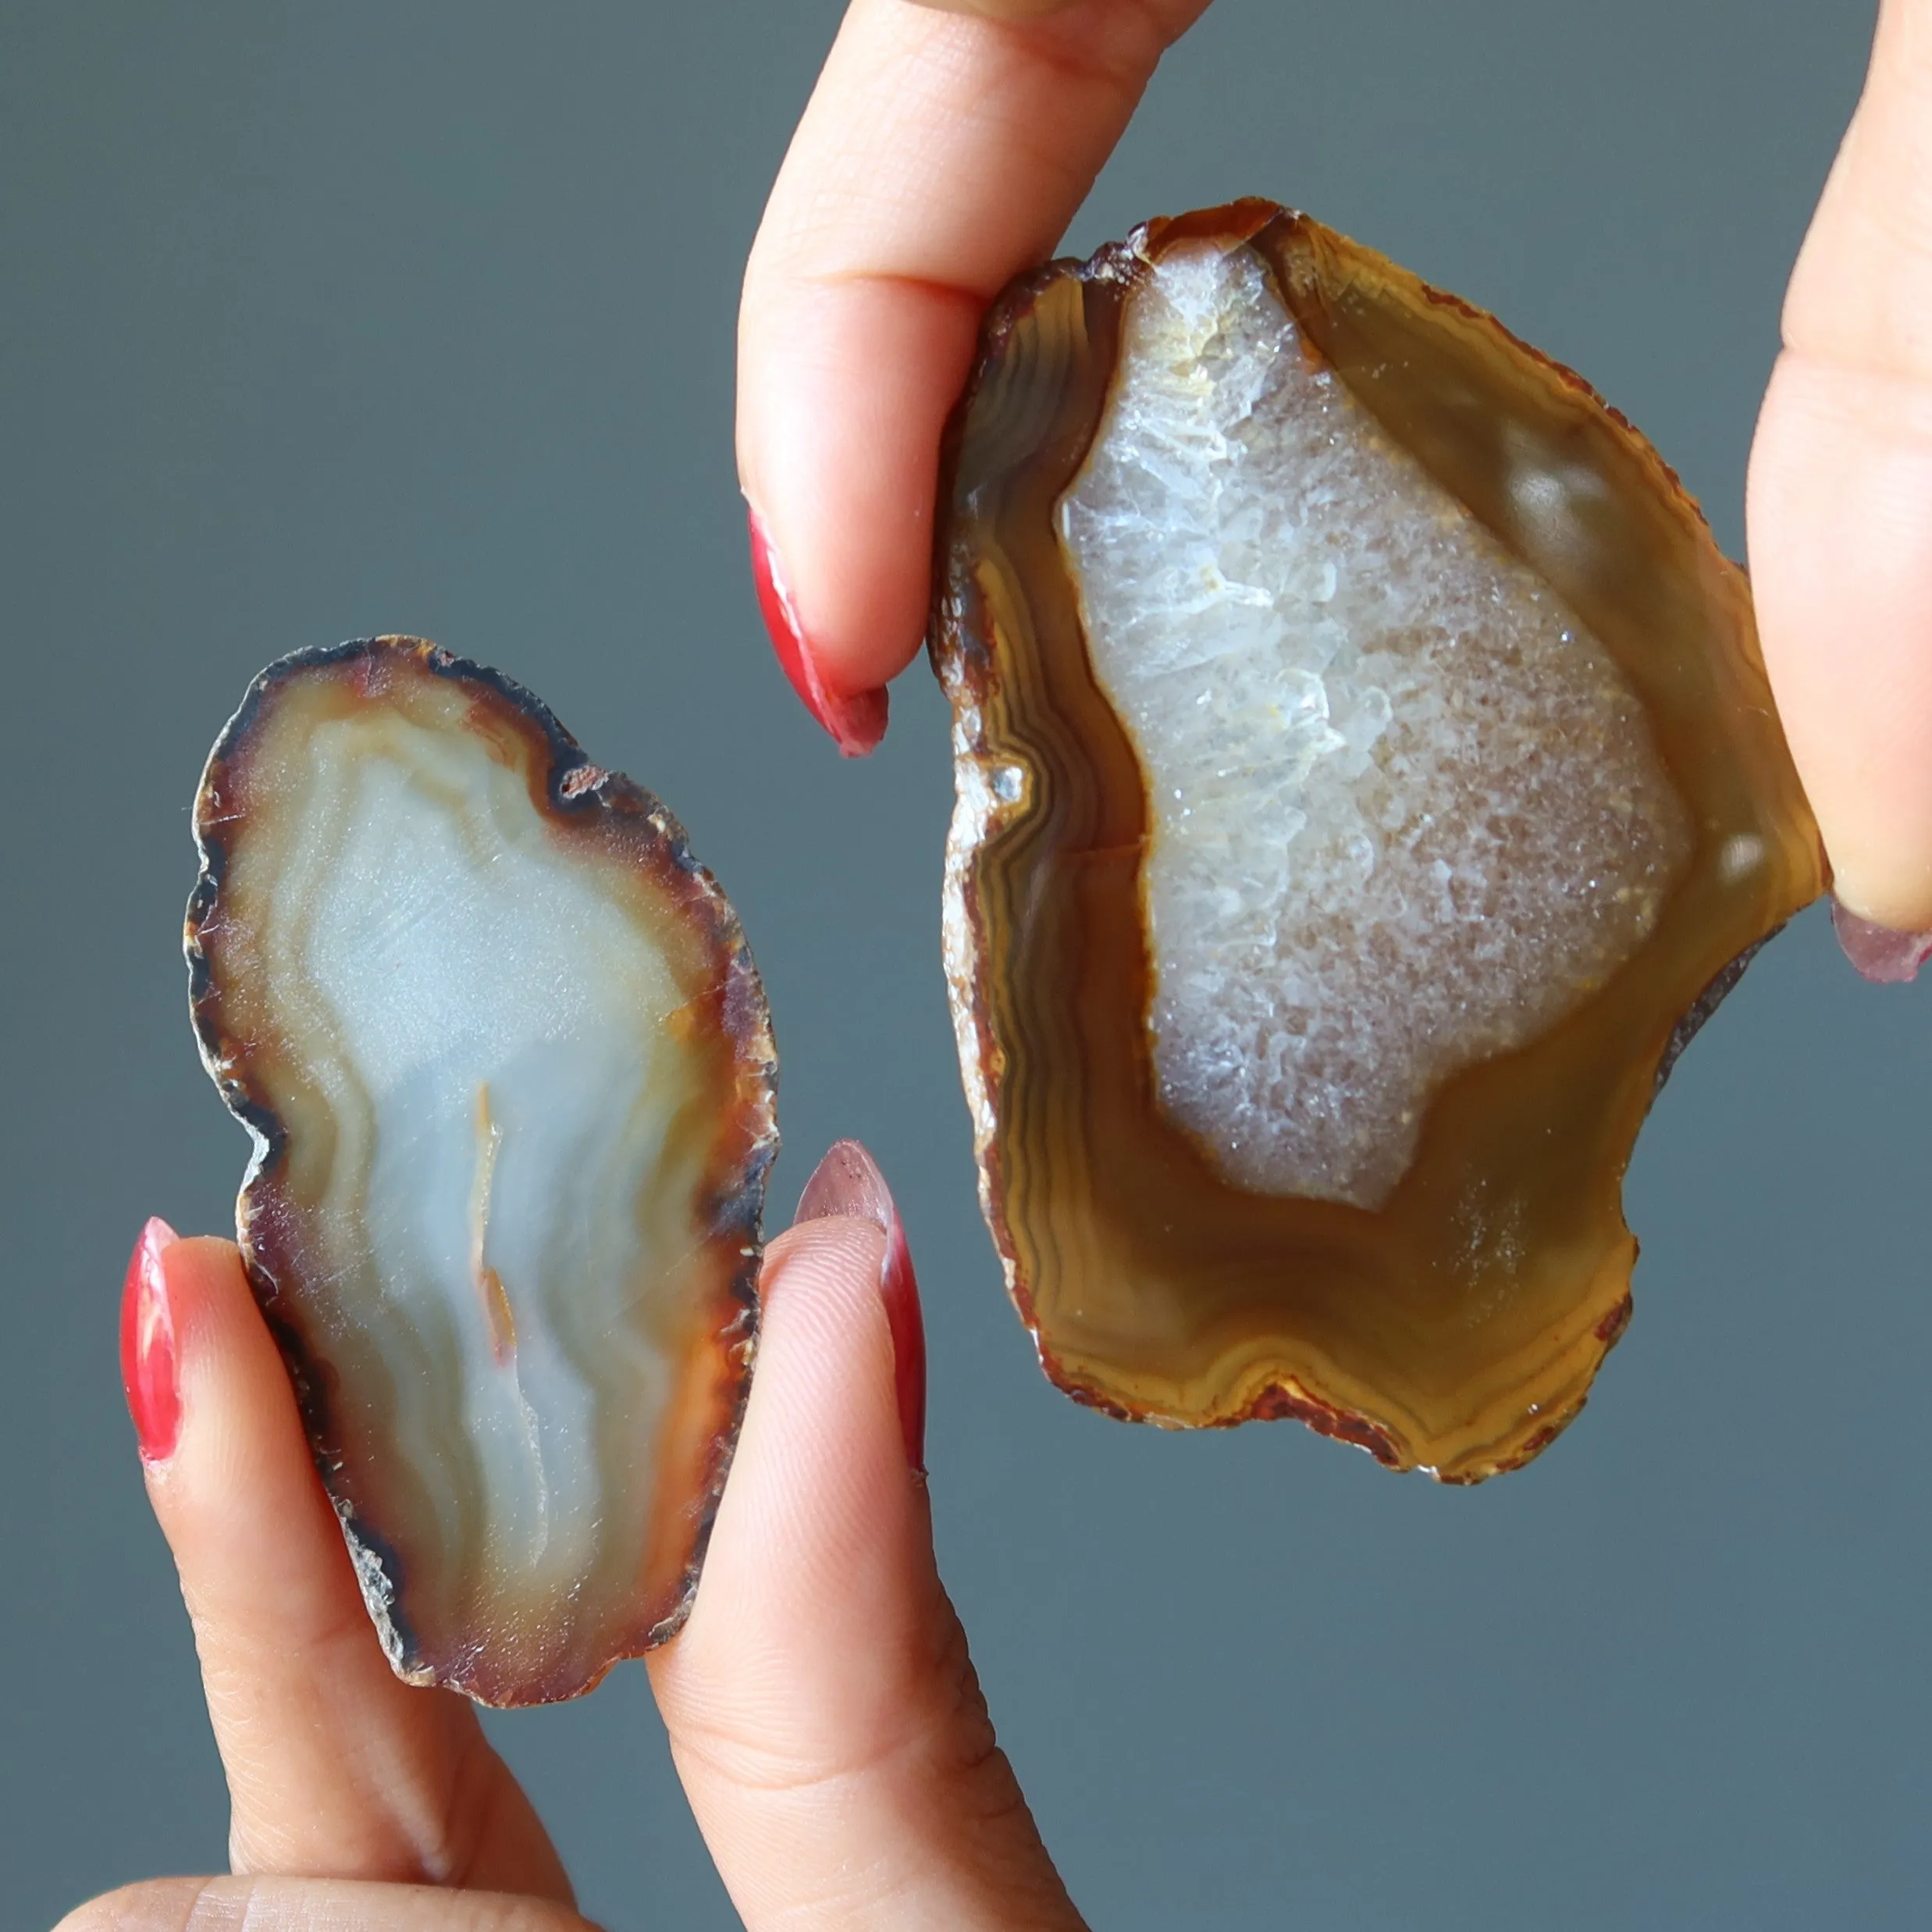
187;638;777;1703
933;201;1825;1479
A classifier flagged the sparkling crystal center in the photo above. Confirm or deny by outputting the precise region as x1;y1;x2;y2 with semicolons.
1060;240;1692;1208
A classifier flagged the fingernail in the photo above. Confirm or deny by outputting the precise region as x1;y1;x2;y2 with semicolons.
796;1140;927;1472
746;506;888;758
120;1217;183;1465
1831;895;1932;984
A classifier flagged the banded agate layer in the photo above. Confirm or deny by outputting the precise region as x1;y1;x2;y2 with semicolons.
187;639;777;1703
932;202;1825;1480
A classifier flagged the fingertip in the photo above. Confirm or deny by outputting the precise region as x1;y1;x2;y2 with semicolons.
121;1219;184;1465
1830;894;1932;982
713;1212;906;1582
133;1232;348;1624
655;1205;924;1692
121;1229;262;1471
161;1232;254;1335
745;504;891;755
1749;350;1932;930
148;1234;311;1495
795;1139;926;1471
738;275;979;720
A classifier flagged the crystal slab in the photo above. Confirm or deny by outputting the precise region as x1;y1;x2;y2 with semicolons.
931;202;1825;1479
187;638;777;1702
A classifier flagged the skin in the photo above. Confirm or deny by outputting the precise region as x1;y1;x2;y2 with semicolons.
1748;0;1932;928
59;0;1932;1924
745;0;1932;940
737;0;1212;742
69;1207;1083;1932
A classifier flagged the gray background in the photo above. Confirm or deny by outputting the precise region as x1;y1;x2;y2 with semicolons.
0;1;1912;1927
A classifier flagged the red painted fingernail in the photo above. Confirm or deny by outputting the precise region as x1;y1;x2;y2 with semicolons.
796;1140;927;1472
1831;895;1932;984
120;1218;183;1465
746;506;888;758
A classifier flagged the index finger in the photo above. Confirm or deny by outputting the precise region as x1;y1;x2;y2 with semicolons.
738;0;1212;753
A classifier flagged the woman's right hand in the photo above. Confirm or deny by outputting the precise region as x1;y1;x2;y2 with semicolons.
742;0;1932;961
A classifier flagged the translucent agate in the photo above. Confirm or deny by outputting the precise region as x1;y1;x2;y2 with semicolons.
187;638;777;1703
933;202;1825;1479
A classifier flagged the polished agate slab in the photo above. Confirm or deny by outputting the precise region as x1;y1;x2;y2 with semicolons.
187;638;777;1702
932;202;1825;1479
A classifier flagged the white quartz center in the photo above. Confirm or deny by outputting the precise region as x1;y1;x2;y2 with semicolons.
1059;240;1692;1208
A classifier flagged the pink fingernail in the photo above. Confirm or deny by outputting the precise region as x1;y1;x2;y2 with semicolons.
795;1140;927;1472
120;1218;183;1465
746;507;888;758
1831;896;1932;984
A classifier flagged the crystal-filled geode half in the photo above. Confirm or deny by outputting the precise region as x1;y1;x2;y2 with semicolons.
932;201;1825;1481
187;638;777;1703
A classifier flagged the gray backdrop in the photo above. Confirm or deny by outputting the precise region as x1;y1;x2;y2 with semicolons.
2;2;1911;1927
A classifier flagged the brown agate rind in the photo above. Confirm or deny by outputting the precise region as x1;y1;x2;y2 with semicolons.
187;637;777;1702
931;201;1825;1480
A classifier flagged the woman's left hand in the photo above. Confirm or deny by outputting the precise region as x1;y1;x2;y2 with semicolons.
62;1142;1085;1931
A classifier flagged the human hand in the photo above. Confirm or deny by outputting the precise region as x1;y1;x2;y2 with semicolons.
59;1144;1086;1931
1749;0;1932;947
738;0;1212;753
743;0;1928;975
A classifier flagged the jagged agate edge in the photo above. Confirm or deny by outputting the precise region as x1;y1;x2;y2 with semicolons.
185;636;779;1695
933;251;1130;1407
931;209;1820;1471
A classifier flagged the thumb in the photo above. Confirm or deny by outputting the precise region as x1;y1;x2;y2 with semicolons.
646;1141;1085;1932
1747;0;1932;937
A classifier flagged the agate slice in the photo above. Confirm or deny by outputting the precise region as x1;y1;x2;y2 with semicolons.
932;201;1825;1480
187;638;777;1703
